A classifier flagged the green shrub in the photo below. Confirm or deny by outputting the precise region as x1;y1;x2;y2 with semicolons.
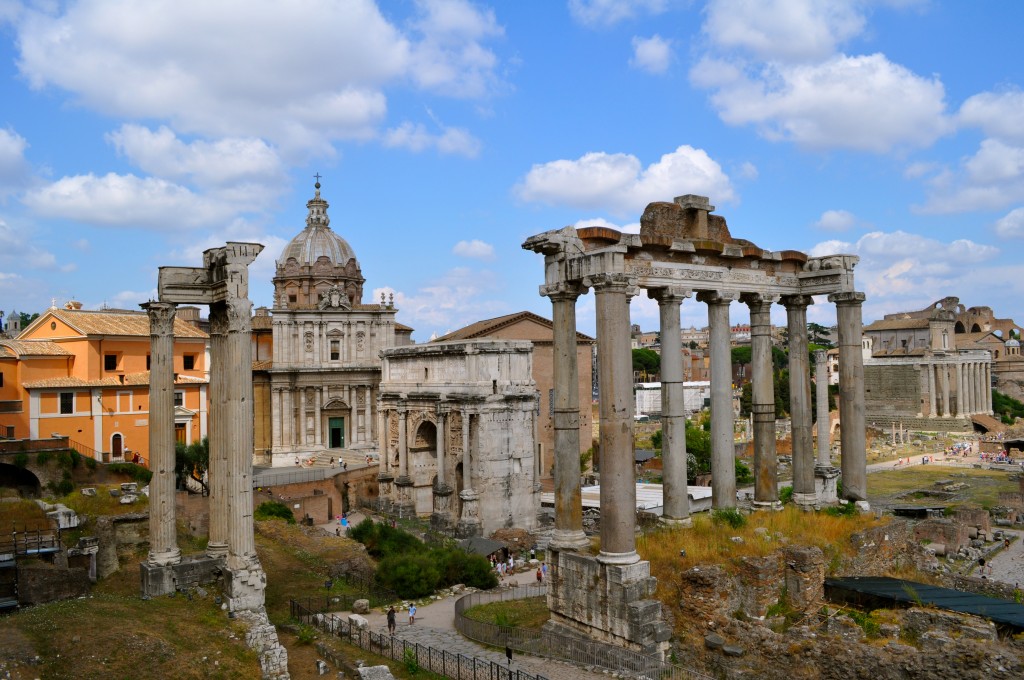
711;507;747;529
107;462;153;484
13;453;28;468
350;520;423;558
376;552;442;599
779;486;794;505
48;474;74;496
36;451;52;465
735;459;754;485
433;548;497;590
84;457;98;470
824;501;858;517
253;500;295;524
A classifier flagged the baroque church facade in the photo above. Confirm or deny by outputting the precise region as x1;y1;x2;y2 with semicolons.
256;183;412;467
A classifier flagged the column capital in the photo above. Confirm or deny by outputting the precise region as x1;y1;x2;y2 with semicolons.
740;292;777;311
696;290;737;305
142;301;177;336
226;298;253;333
780;294;815;309
828;291;866;306
585;272;638;297
540;281;587;301
813;349;828;363
647;286;692;305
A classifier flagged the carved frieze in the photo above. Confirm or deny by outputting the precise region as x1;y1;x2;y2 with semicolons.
303;331;314;352
448;411;463;454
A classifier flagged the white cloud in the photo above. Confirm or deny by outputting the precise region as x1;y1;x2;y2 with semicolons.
383;122;482;157
958;89;1024;145
0;127;31;195
995;208;1024;239
13;0;504;154
814;209;856;232
0;219;61;269
373;266;508;336
106;125;285;189
515;145;735;216
22;173;238;229
572;217;641;234
630;35;672;74
736;161;759;180
691;53;952;152
919;139;1024;214
452;239;495;259
703;0;866;62
808;230;1001;320
568;0;668;27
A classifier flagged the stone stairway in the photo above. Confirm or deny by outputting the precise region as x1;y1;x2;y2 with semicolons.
306;449;378;469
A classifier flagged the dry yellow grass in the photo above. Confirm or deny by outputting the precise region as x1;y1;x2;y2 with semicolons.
638;507;889;593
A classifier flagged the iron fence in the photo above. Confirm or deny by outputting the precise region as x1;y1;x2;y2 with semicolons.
454;584;712;680
291;599;548;680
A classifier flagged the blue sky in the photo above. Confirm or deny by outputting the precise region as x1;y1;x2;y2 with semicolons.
2;0;1024;339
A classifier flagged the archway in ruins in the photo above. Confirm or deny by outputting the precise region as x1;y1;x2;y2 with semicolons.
0;463;42;497
410;420;437;514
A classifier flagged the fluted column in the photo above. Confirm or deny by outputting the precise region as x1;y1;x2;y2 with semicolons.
783;295;814;506
225;297;258;570
927;363;937;417
650;287;690;523
940;364;951;417
955;363;965;417
313;387;322;447
206;303;228;558
829;291;867;503
283;389;294;449
591;273;639;564
698;292;736;509
436;407;448;487
143;302;180;566
298;387;307;447
270;387;282;450
814;350;830;467
986;363;993;413
744;294;778;509
397;407;409;481
543;283;589;550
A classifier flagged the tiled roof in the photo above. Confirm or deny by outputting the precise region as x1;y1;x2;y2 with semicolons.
433;311;595;343
40;308;208;339
395;322;414;332
958;331;1002;345
863;318;931;331
253;360;273;371
252;315;273;330
23;371;207;389
0;339;72;357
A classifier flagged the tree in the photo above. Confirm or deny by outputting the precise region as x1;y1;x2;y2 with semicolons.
731;346;752;366
632;348;660;379
175;436;210;494
808;323;833;348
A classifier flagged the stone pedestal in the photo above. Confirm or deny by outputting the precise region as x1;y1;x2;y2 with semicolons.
545;549;671;658
814;465;840;505
225;561;268;613
430;484;454;532
140;554;225;598
394;477;415;518
456;489;481;538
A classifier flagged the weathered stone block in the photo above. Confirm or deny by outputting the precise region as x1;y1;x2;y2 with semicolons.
352;598;370;614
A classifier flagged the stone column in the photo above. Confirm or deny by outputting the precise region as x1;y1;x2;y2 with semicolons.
206;303;228;557
377;408;388;472
543;283;590;550
927;363;937;417
143;302;180;566
784;295;815;507
313;387;322;447
698;292;736;508
436;407;448;486
969;363;977;414
986;363;993;413
591;273;639;564
939;364;951;417
283;389;294;449
270;387;281;450
349;387;358;445
298;387;307;447
457;410;480;537
829;292;868;504
744;294;778;509
397;408;409;480
955;362;965;418
462;412;472;490
650;287;690;524
814;350;830;467
225;297;258;570
432;405;453;530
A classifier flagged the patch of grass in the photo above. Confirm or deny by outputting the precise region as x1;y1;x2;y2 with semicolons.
61;485;150;516
0;499;51;531
462;597;551;629
711;507;747;529
868;466;1017;508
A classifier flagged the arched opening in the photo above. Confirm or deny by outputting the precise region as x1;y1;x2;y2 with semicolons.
0;463;42;497
971;323;982;333
954;321;966;333
111;433;123;460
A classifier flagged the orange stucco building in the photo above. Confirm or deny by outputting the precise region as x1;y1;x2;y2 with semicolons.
0;303;208;463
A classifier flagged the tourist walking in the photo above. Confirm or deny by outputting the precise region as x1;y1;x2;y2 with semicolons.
387;606;396;635
409;603;417;625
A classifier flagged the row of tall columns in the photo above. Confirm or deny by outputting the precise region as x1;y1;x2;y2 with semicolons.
921;360;992;418
271;384;376;451
143;302;181;567
651;287;689;524
785;296;815;506
699;292;736;510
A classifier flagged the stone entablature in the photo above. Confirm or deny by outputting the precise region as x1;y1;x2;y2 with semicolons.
377;340;539;536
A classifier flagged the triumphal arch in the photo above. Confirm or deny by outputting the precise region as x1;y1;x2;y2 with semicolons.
523;194;867;656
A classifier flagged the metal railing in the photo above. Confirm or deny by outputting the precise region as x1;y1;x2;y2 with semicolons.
252;466;329;487
0;529;61;558
291;599;548;680
454;584;712;680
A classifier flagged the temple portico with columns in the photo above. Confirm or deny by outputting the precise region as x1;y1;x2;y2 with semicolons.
523;194;867;656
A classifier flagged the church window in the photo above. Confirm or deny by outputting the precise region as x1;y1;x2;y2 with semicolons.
330;340;340;361
942;331;949;350
289;294;297;304
59;392;74;414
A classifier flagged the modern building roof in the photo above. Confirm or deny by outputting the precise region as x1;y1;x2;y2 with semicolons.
433;310;595;343
24;307;207;339
863;318;932;331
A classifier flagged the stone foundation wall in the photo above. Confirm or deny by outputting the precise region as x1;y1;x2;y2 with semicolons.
865;414;973;432
17;561;90;605
864;365;921;418
94;512;149;579
913;519;969;553
954;507;991;533
846;520;922;573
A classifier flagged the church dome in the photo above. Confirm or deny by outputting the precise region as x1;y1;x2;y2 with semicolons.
278;183;356;267
1007;338;1021;348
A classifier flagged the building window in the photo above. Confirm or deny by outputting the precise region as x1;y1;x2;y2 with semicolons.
330;340;340;361
59;392;74;414
4;426;13;438
174;391;184;408
0;371;3;387
146;354;151;370
289;294;297;304
104;354;117;371
183;354;195;370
